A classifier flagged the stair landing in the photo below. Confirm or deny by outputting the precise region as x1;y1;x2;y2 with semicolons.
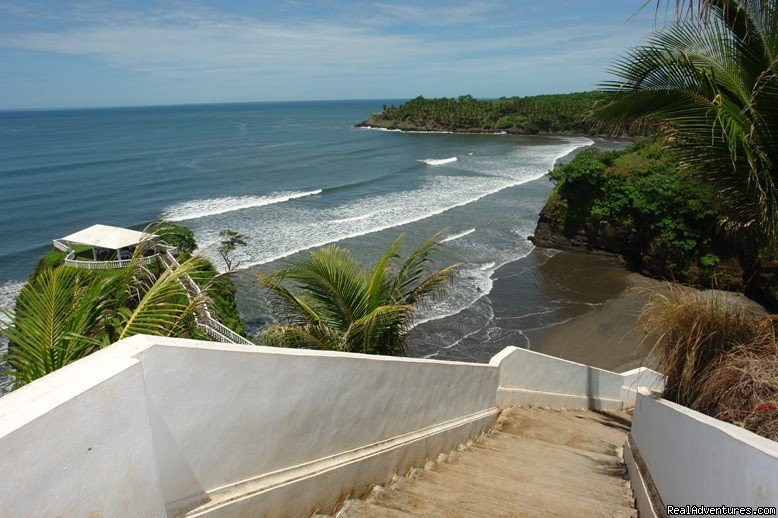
335;407;636;517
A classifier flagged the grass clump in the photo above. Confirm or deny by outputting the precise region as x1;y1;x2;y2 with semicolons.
642;289;777;441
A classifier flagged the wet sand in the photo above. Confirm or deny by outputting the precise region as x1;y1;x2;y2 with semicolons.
407;248;658;365
487;250;661;372
522;251;767;373
528;268;662;373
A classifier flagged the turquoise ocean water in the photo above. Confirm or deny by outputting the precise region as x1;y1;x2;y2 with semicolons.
0;100;603;362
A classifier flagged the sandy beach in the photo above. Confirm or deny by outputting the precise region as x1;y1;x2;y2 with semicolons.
529;269;662;372
523;251;768;373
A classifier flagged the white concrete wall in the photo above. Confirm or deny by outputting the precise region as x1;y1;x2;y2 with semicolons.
0;338;669;517
136;338;498;515
489;346;662;409
0;342;166;517
0;336;499;517
628;390;778;514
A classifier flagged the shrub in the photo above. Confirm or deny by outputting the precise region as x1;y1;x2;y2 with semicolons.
641;288;777;440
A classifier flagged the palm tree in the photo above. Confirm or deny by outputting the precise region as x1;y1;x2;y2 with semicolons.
1;253;208;388
258;234;456;355
595;0;778;245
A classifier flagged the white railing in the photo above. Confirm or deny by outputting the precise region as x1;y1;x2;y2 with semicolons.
60;245;177;271
52;239;70;252
161;251;253;346
204;319;252;345
63;252;161;270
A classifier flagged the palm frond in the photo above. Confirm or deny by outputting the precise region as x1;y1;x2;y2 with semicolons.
595;1;778;245
117;255;206;340
258;233;454;356
1;267;113;387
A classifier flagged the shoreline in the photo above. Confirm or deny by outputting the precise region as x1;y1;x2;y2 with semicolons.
522;250;769;373
355;122;634;141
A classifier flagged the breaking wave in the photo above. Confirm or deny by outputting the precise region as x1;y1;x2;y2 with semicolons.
442;228;476;243
419;157;457;166
187;137;592;273
162;190;322;221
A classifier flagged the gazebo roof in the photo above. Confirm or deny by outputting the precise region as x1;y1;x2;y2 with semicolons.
59;224;157;250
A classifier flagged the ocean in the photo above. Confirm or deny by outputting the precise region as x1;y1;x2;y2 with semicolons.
0;100;618;364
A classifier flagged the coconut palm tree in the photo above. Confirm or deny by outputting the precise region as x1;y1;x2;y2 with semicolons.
258;234;456;355
595;0;778;245
1;253;207;388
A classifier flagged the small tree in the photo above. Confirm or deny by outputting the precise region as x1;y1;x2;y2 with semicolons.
218;229;247;271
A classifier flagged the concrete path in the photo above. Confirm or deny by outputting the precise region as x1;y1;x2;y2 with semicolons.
334;407;636;517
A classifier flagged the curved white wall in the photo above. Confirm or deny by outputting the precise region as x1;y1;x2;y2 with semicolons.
490;346;663;409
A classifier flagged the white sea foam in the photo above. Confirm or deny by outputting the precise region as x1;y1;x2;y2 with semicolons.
162;189;322;221
358;126;403;132
0;280;24;326
419;157;457;166
441;228;476;243
188;137;592;274
411;219;543;328
330;213;374;224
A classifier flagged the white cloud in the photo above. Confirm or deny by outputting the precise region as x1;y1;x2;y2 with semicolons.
0;2;656;106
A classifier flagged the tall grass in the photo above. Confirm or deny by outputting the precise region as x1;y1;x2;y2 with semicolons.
642;288;777;441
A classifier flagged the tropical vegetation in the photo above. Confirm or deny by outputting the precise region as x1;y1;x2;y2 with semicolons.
1;223;245;388
217;229;247;271
361;92;614;135
595;0;778;247
258;234;455;355
544;139;735;288
591;0;778;441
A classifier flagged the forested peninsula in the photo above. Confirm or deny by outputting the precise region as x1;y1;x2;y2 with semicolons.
357;92;614;135
358;95;777;310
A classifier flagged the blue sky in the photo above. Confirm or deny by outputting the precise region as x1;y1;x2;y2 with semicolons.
0;1;662;109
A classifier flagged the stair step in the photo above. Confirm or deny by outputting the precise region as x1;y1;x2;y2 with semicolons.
335;407;637;518
423;460;632;506
337;499;413;517
403;470;633;516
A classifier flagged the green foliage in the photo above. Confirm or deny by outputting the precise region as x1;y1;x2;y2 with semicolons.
1;255;207;388
156;222;197;260
258;234;455;355
549;139;724;283
197;260;245;335
365;92;616;135
3;222;249;386
3;267;111;386
596;0;778;246
217;229;247;271
28;249;66;284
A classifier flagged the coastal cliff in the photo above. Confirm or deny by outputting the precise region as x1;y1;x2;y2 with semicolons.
529;139;778;311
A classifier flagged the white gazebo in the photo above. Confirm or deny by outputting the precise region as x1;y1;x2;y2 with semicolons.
53;224;170;269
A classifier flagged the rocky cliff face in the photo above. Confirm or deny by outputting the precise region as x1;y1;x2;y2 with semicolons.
529;204;630;265
529;203;778;311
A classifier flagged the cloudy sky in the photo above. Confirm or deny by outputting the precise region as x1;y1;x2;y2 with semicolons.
0;1;662;109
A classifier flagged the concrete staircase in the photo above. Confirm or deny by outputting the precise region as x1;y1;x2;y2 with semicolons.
333;407;636;517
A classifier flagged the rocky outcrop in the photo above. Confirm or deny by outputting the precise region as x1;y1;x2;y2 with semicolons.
529;204;778;311
529;206;629;265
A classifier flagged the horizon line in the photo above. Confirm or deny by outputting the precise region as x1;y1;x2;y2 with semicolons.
0;90;594;113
